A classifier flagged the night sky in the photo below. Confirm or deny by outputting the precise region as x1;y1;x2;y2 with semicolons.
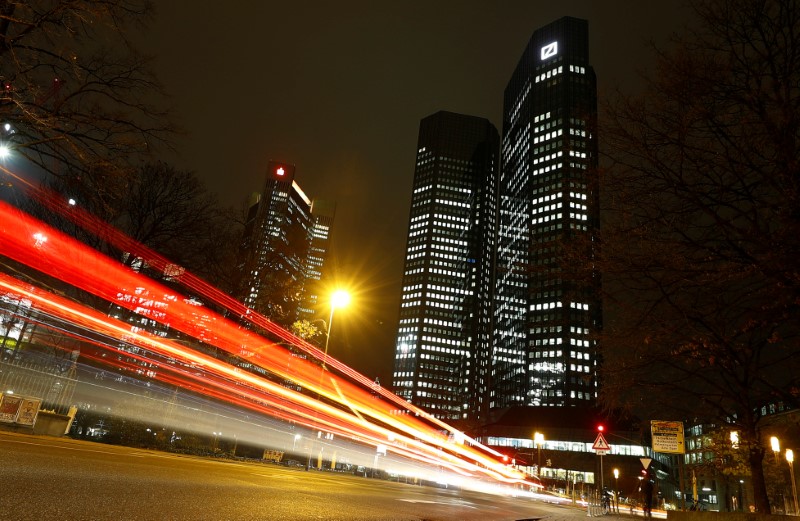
141;1;692;385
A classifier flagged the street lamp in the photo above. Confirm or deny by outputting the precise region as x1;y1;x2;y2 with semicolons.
788;449;799;516
771;436;780;464
613;468;620;513
322;289;350;369
534;432;545;477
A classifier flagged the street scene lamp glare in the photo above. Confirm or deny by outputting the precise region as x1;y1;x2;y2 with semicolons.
534;432;544;475
771;436;780;463
322;289;350;368
0;143;10;159
788;448;799;516
331;289;350;309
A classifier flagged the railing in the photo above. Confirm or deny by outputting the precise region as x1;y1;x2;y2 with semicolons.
0;356;76;414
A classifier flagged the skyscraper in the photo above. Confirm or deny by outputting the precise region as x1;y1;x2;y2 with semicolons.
493;17;600;408
392;111;499;421
238;161;335;326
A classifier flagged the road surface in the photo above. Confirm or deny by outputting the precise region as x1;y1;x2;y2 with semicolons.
1;430;634;521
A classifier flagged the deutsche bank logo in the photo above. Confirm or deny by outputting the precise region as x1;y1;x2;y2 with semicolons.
540;42;558;60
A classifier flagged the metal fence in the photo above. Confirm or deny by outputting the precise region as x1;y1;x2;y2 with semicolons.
0;356;77;414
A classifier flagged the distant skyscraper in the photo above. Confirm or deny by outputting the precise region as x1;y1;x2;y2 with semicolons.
493;17;601;408
392;111;499;421
238;161;335;326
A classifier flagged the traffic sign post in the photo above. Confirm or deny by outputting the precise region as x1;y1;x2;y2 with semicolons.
592;429;610;514
593;432;610;452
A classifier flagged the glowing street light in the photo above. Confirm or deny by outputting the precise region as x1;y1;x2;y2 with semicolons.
322;289;350;369
0;143;10;159
613;468;620;513
788;449;799;516
534;431;545;476
771;436;780;463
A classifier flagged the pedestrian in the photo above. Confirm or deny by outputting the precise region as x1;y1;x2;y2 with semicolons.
643;473;654;519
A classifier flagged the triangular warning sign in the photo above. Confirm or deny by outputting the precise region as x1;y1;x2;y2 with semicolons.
592;432;610;451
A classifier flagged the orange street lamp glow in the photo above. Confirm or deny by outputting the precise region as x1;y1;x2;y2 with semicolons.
323;289;351;369
331;289;350;309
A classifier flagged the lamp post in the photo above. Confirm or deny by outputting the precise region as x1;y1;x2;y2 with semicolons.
534;432;545;477
322;289;350;369
613;468;620;513
771;437;781;464
788;449;799;516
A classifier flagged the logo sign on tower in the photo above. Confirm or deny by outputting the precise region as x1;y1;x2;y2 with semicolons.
540;41;558;60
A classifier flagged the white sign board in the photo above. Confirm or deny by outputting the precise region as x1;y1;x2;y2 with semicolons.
651;420;685;454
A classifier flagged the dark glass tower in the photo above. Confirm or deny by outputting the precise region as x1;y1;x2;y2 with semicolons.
238;161;335;326
392;111;499;421
493;17;601;408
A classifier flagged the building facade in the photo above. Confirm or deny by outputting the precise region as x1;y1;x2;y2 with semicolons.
392;111;500;421
493;16;601;408
238;161;335;326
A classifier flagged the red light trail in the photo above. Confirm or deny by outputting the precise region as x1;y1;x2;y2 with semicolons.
0;190;532;488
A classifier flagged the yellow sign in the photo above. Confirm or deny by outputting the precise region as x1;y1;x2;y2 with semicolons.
651;420;685;454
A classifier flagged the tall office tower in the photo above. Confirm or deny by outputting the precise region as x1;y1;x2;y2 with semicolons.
238;161;335;326
493;17;601;408
392;111;499;421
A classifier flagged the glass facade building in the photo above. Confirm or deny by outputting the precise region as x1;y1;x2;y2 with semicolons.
392;111;499;421
238;161;335;325
493;17;601;408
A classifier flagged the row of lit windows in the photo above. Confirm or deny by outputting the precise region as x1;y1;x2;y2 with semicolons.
508;82;531;126
412;184;432;195
533;162;563;177
533;150;562;165
531;301;562;311
422;335;464;346
433;213;470;225
532;205;562;218
535;66;563;83
487;436;645;457
533;129;563;145
434;198;470;209
532;361;564;373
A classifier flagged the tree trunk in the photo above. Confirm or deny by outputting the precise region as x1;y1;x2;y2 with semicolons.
747;433;770;513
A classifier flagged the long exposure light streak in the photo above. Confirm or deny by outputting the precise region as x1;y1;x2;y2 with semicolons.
0;193;529;487
2;167;503;459
0;273;488;477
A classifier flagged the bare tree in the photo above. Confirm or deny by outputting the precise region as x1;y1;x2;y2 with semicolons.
0;0;173;180
598;0;800;512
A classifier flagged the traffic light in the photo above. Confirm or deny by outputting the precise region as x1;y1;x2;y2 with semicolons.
597;424;605;432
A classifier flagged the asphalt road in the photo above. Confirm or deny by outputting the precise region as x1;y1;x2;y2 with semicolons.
0;431;606;521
